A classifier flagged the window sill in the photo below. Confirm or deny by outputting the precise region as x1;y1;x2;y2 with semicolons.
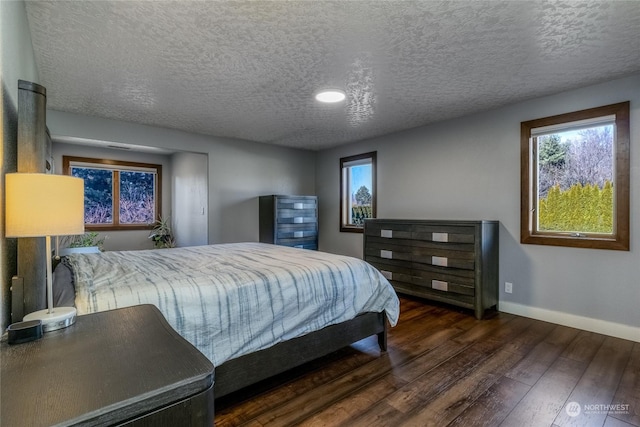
340;225;364;233
521;233;629;251
86;225;154;232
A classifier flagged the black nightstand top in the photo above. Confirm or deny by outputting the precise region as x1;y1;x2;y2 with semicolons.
1;304;214;426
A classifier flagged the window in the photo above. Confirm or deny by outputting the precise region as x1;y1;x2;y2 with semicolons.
521;102;629;250
63;156;162;231
340;152;376;232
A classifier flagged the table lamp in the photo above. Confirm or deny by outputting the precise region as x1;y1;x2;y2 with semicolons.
5;173;85;332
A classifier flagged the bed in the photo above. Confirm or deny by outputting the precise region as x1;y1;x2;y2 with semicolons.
55;242;400;397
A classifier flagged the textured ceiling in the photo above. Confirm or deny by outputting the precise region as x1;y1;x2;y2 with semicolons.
25;1;640;150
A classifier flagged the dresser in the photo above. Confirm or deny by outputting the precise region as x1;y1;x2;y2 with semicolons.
364;219;499;319
1;305;214;426
259;195;318;250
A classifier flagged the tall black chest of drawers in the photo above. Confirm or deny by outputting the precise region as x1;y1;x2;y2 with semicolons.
259;195;318;250
364;219;499;319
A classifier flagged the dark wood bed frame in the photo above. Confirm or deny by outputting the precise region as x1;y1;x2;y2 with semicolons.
214;311;387;398
44;254;389;399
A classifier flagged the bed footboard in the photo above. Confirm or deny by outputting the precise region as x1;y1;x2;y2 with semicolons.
215;311;387;398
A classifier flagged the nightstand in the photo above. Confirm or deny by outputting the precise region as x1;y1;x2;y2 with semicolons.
1;305;214;426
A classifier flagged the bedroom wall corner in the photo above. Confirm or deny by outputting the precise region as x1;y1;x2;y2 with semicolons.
1;0;40;329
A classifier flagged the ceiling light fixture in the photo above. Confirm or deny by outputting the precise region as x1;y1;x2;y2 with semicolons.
315;90;346;103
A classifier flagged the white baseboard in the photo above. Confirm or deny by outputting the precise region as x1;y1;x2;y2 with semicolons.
499;301;640;343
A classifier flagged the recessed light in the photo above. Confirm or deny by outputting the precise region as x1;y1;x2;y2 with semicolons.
315;90;346;103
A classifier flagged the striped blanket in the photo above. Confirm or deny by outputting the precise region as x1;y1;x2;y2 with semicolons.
67;243;399;366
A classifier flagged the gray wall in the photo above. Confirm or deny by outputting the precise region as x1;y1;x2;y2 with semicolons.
317;74;640;337
171;151;208;247
47;110;317;245
0;0;40;329
51;142;173;251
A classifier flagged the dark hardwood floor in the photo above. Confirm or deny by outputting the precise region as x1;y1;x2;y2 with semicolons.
215;297;639;427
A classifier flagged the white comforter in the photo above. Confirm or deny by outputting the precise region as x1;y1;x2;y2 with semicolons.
67;242;399;366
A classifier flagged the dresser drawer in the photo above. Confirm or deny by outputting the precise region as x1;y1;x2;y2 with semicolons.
276;224;317;239
364;222;412;240
366;236;414;249
365;255;412;274
412;246;475;270
364;239;413;263
276;197;317;210
366;261;412;283
391;281;475;308
411;270;475;296
280;239;318;250
368;262;414;297
412;225;475;243
411;238;475;254
412;261;475;280
276;210;317;224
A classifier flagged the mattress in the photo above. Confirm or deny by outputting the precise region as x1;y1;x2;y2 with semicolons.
63;242;399;366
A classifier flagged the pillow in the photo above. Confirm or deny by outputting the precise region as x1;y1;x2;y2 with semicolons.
53;258;76;307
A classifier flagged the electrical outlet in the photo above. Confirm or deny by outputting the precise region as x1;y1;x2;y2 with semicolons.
505;282;513;294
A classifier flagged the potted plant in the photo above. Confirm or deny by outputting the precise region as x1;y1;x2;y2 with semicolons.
59;231;105;255
149;216;176;249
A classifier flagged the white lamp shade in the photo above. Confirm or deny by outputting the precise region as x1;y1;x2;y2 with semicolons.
5;173;85;237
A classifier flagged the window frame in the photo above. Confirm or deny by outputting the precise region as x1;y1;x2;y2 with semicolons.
340;151;377;233
63;156;162;231
520;101;630;250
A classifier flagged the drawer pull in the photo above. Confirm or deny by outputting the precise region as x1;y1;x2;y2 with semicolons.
293;231;304;238
380;250;393;259
432;280;448;292
293;202;304;210
293;217;303;224
432;256;448;267
432;232;449;242
380;270;393;280
381;229;393;238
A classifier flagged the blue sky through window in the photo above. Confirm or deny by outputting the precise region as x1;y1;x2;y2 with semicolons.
350;164;372;199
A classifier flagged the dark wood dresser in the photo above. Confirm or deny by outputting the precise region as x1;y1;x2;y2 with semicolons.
1;305;214;426
259;195;318;250
364;219;499;319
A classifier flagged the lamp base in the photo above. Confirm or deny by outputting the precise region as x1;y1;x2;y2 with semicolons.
23;307;77;332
